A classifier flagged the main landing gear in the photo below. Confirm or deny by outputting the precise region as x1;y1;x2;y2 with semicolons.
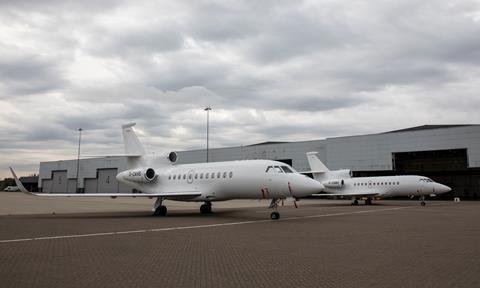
351;198;359;206
200;202;212;214
365;198;373;205
269;198;281;220
153;197;167;216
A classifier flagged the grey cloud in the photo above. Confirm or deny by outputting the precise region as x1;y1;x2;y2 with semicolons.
1;0;480;179
87;25;184;58
0;0;125;13
0;55;67;96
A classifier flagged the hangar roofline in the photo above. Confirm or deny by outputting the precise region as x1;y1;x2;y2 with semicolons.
382;124;477;134
176;124;479;152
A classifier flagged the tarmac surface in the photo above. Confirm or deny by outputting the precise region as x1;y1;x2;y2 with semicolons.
0;193;479;288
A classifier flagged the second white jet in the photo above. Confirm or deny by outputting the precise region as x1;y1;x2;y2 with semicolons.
306;152;451;206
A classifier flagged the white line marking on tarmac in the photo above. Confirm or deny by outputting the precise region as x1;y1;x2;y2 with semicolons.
0;205;430;244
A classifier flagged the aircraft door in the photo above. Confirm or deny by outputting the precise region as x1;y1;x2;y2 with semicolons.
187;170;195;184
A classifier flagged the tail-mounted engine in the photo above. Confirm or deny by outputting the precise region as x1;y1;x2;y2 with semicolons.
117;168;157;183
323;179;345;188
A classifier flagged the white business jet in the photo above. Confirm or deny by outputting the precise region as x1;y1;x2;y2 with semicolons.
305;152;451;206
9;124;324;220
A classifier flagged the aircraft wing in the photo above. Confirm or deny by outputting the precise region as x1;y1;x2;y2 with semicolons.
312;191;379;197
10;167;201;198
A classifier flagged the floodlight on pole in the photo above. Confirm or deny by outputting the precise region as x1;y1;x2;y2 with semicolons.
204;107;212;163
75;128;82;193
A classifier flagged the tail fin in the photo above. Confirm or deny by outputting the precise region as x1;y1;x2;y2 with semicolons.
306;152;330;182
121;123;146;168
122;123;145;156
306;152;330;172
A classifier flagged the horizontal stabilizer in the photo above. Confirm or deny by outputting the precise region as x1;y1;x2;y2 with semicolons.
301;170;327;174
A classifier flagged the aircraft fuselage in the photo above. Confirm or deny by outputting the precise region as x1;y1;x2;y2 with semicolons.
117;159;322;202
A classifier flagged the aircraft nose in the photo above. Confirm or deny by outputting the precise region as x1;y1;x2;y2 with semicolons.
435;183;452;194
293;177;324;197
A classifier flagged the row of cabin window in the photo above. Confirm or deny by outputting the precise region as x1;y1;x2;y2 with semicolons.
168;171;234;181
353;181;400;186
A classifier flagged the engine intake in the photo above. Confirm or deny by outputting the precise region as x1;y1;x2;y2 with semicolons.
168;151;178;163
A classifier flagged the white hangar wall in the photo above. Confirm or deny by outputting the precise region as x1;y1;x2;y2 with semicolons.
176;125;480;171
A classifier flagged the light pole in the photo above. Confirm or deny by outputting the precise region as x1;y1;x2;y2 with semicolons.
204;107;212;163
75;128;82;193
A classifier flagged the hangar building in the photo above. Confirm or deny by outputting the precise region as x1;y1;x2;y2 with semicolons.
38;125;480;198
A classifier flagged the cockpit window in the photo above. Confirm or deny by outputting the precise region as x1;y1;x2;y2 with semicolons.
273;166;283;173
281;166;293;173
266;166;284;173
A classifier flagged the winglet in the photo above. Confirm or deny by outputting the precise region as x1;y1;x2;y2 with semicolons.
9;167;38;196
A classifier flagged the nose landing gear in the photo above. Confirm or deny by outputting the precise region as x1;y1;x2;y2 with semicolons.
269;198;281;220
420;196;426;206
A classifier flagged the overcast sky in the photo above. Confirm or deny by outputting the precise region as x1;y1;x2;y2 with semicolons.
1;0;480;179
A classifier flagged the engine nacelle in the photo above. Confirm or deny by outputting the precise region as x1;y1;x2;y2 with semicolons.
168;151;178;163
117;168;157;183
323;179;345;188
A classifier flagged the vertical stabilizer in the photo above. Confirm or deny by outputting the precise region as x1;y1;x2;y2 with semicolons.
122;123;145;156
122;123;146;168
306;152;330;182
306;152;330;172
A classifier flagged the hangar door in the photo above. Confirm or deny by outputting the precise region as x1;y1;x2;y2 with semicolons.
84;178;98;193
393;149;467;173
97;169;119;193
51;171;68;193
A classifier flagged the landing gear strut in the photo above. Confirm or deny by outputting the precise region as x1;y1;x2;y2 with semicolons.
365;198;372;205
153;197;167;216
351;198;359;206
200;201;212;214
420;196;426;206
269;198;281;220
